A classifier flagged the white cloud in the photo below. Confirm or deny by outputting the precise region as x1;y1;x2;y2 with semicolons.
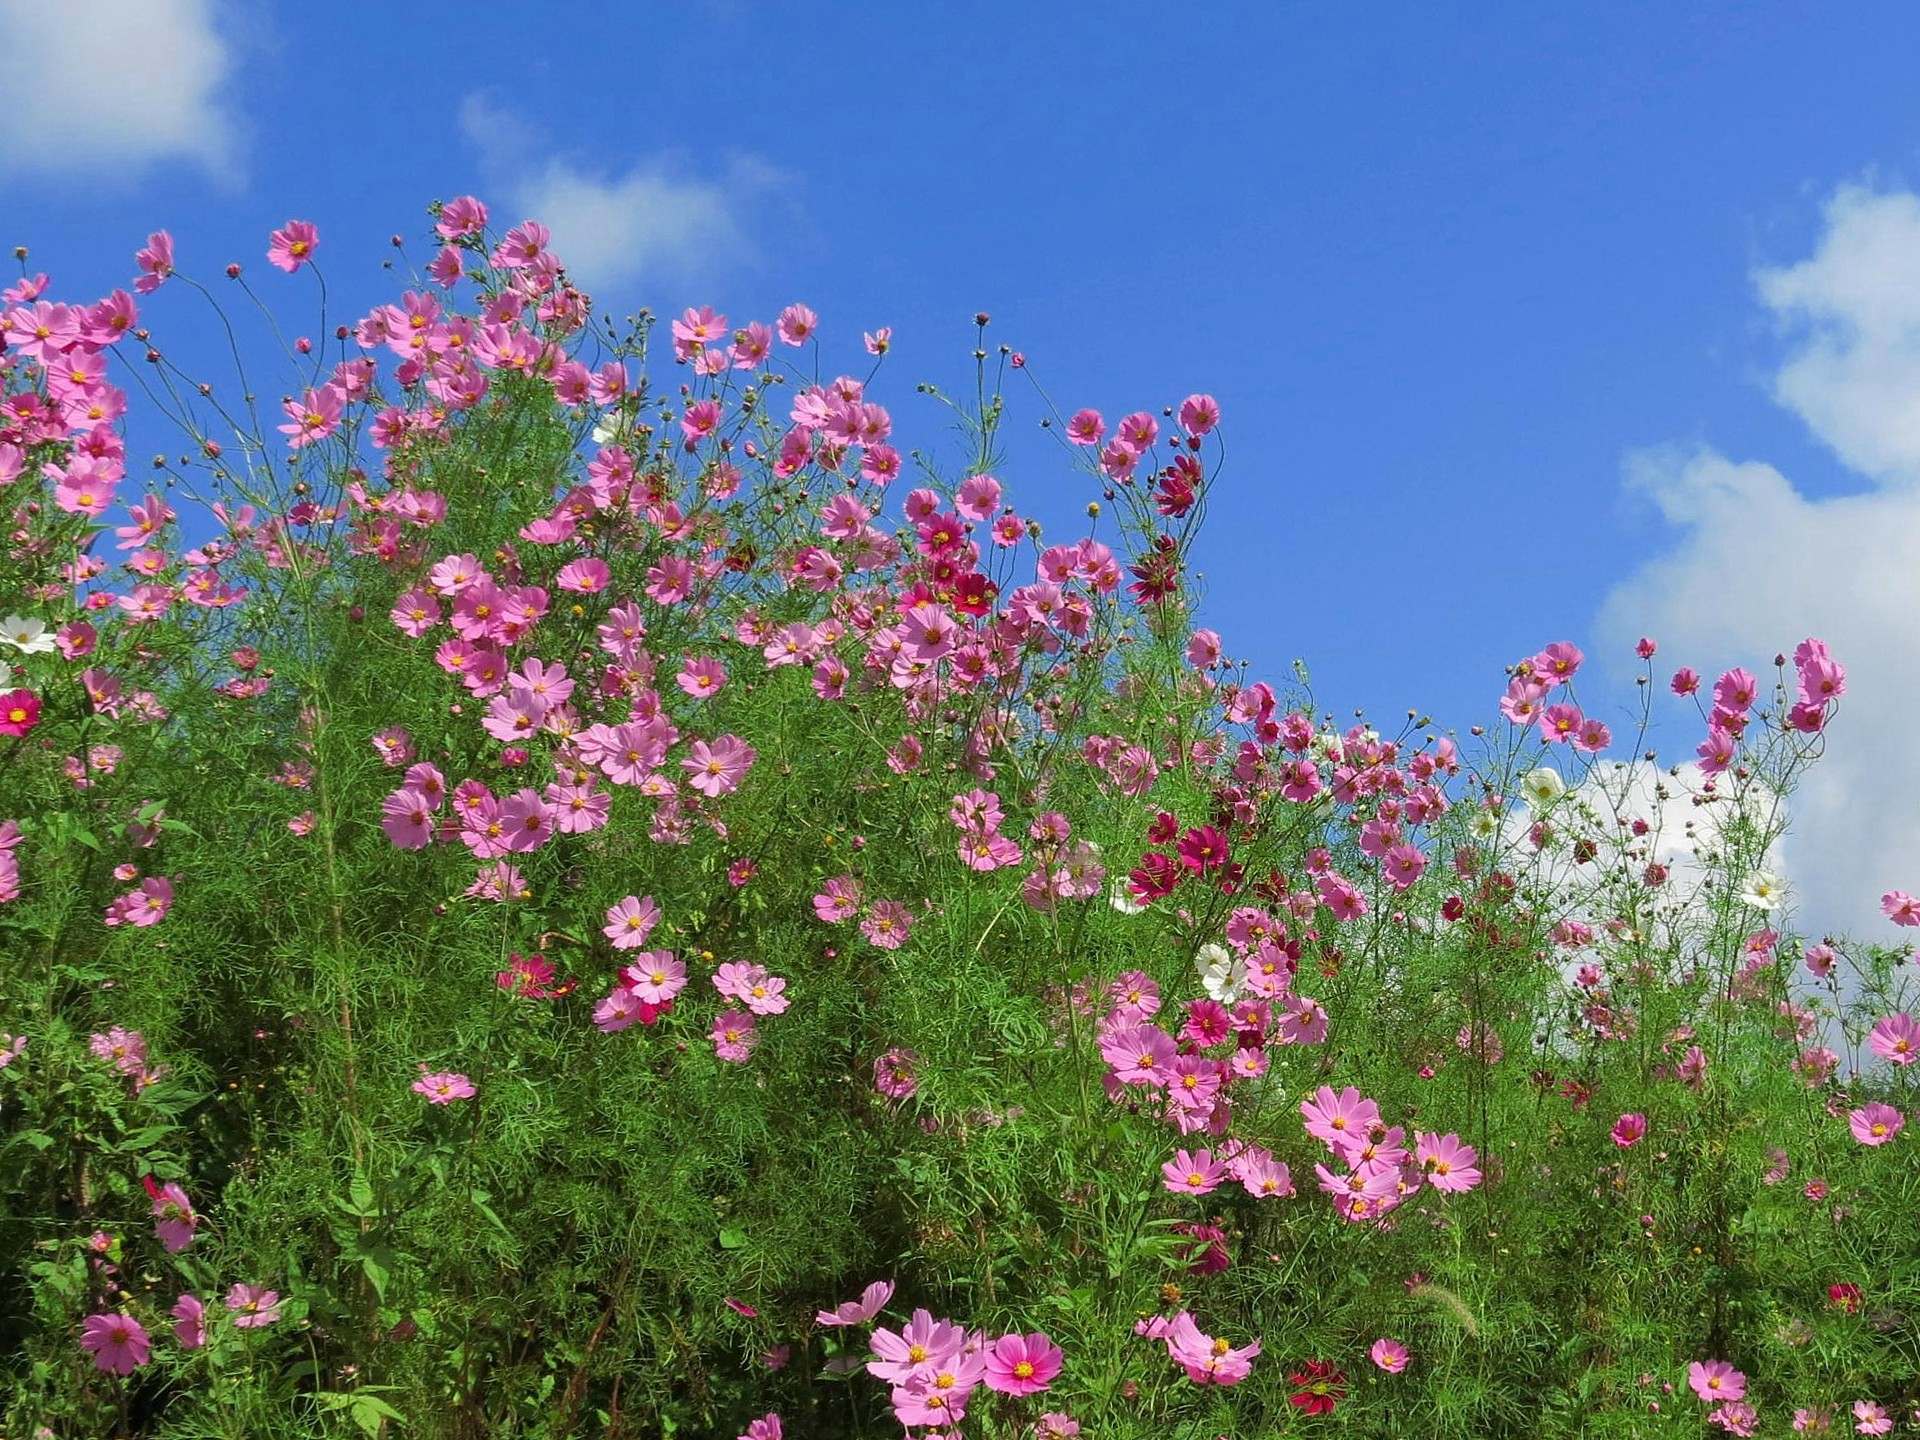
459;94;781;294
1597;184;1920;939
0;0;238;181
1758;186;1920;485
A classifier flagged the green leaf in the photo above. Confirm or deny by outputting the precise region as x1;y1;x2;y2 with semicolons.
717;1226;748;1250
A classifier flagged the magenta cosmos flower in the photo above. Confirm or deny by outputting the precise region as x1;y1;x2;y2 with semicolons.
1611;1113;1648;1147
146;1177;199;1253
1369;1338;1410;1373
1687;1358;1746;1403
171;1293;206;1349
413;1069;476;1104
984;1331;1064;1395
0;689;39;736
1849;1102;1904;1146
81;1312;151;1374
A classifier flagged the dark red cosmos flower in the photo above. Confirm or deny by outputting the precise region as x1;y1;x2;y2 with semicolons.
1288;1359;1347;1415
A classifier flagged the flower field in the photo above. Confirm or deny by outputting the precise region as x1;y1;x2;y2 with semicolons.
1;203;1916;1438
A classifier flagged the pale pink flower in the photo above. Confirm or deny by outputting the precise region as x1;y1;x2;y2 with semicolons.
1868;1013;1918;1066
711;1009;758;1062
225;1282;283;1328
815;1279;894;1327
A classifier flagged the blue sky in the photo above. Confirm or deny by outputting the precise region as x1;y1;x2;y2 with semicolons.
8;1;1920;933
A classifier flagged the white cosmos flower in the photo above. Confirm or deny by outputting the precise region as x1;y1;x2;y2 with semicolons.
1521;767;1566;805
1195;942;1245;1004
0;615;57;655
1739;870;1789;912
1109;874;1148;916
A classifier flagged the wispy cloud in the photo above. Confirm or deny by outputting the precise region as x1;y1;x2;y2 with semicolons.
1597;184;1920;937
459;94;785;295
0;0;240;182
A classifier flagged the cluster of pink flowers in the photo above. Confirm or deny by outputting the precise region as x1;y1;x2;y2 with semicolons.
812;874;915;951
1499;642;1610;752
1301;1084;1481;1224
1688;1359;1756;1435
951;788;1023;872
102;873;172;927
1676;639;1843;777
89;1026;165;1092
866;1307;1064;1428
1137;1310;1261;1386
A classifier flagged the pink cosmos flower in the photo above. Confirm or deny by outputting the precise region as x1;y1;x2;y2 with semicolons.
1414;1132;1481;1192
381;788;436;849
603;894;663;949
1065;408;1105;446
813;875;862;923
1369;1338;1409;1373
1868;1013;1918;1066
860;900;912;950
1710;1401;1759;1436
684;735;756;797
815;1279;895;1327
738;1414;783;1440
1162;1310;1260;1385
1881;891;1920;927
0;689;39;736
267;219;319;272
1688;1359;1747;1403
593;986;651;1032
1853;1400;1893;1435
1849;1102;1903;1146
81;1312;151;1374
1301;1085;1381;1153
171;1293;206;1349
677;656;727;698
984;1332;1064;1396
873;1047;918;1100
279;384;344;449
412;1070;476;1104
619;952;687;1006
147;1178;199;1253
225;1283;283;1328
868;1309;966;1385
1611;1113;1647;1148
714;960;791;1016
711;1009;758;1062
1100;1023;1176;1088
134;231;175;293
436;195;488;238
776;304;818;346
1163;1148;1227;1195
